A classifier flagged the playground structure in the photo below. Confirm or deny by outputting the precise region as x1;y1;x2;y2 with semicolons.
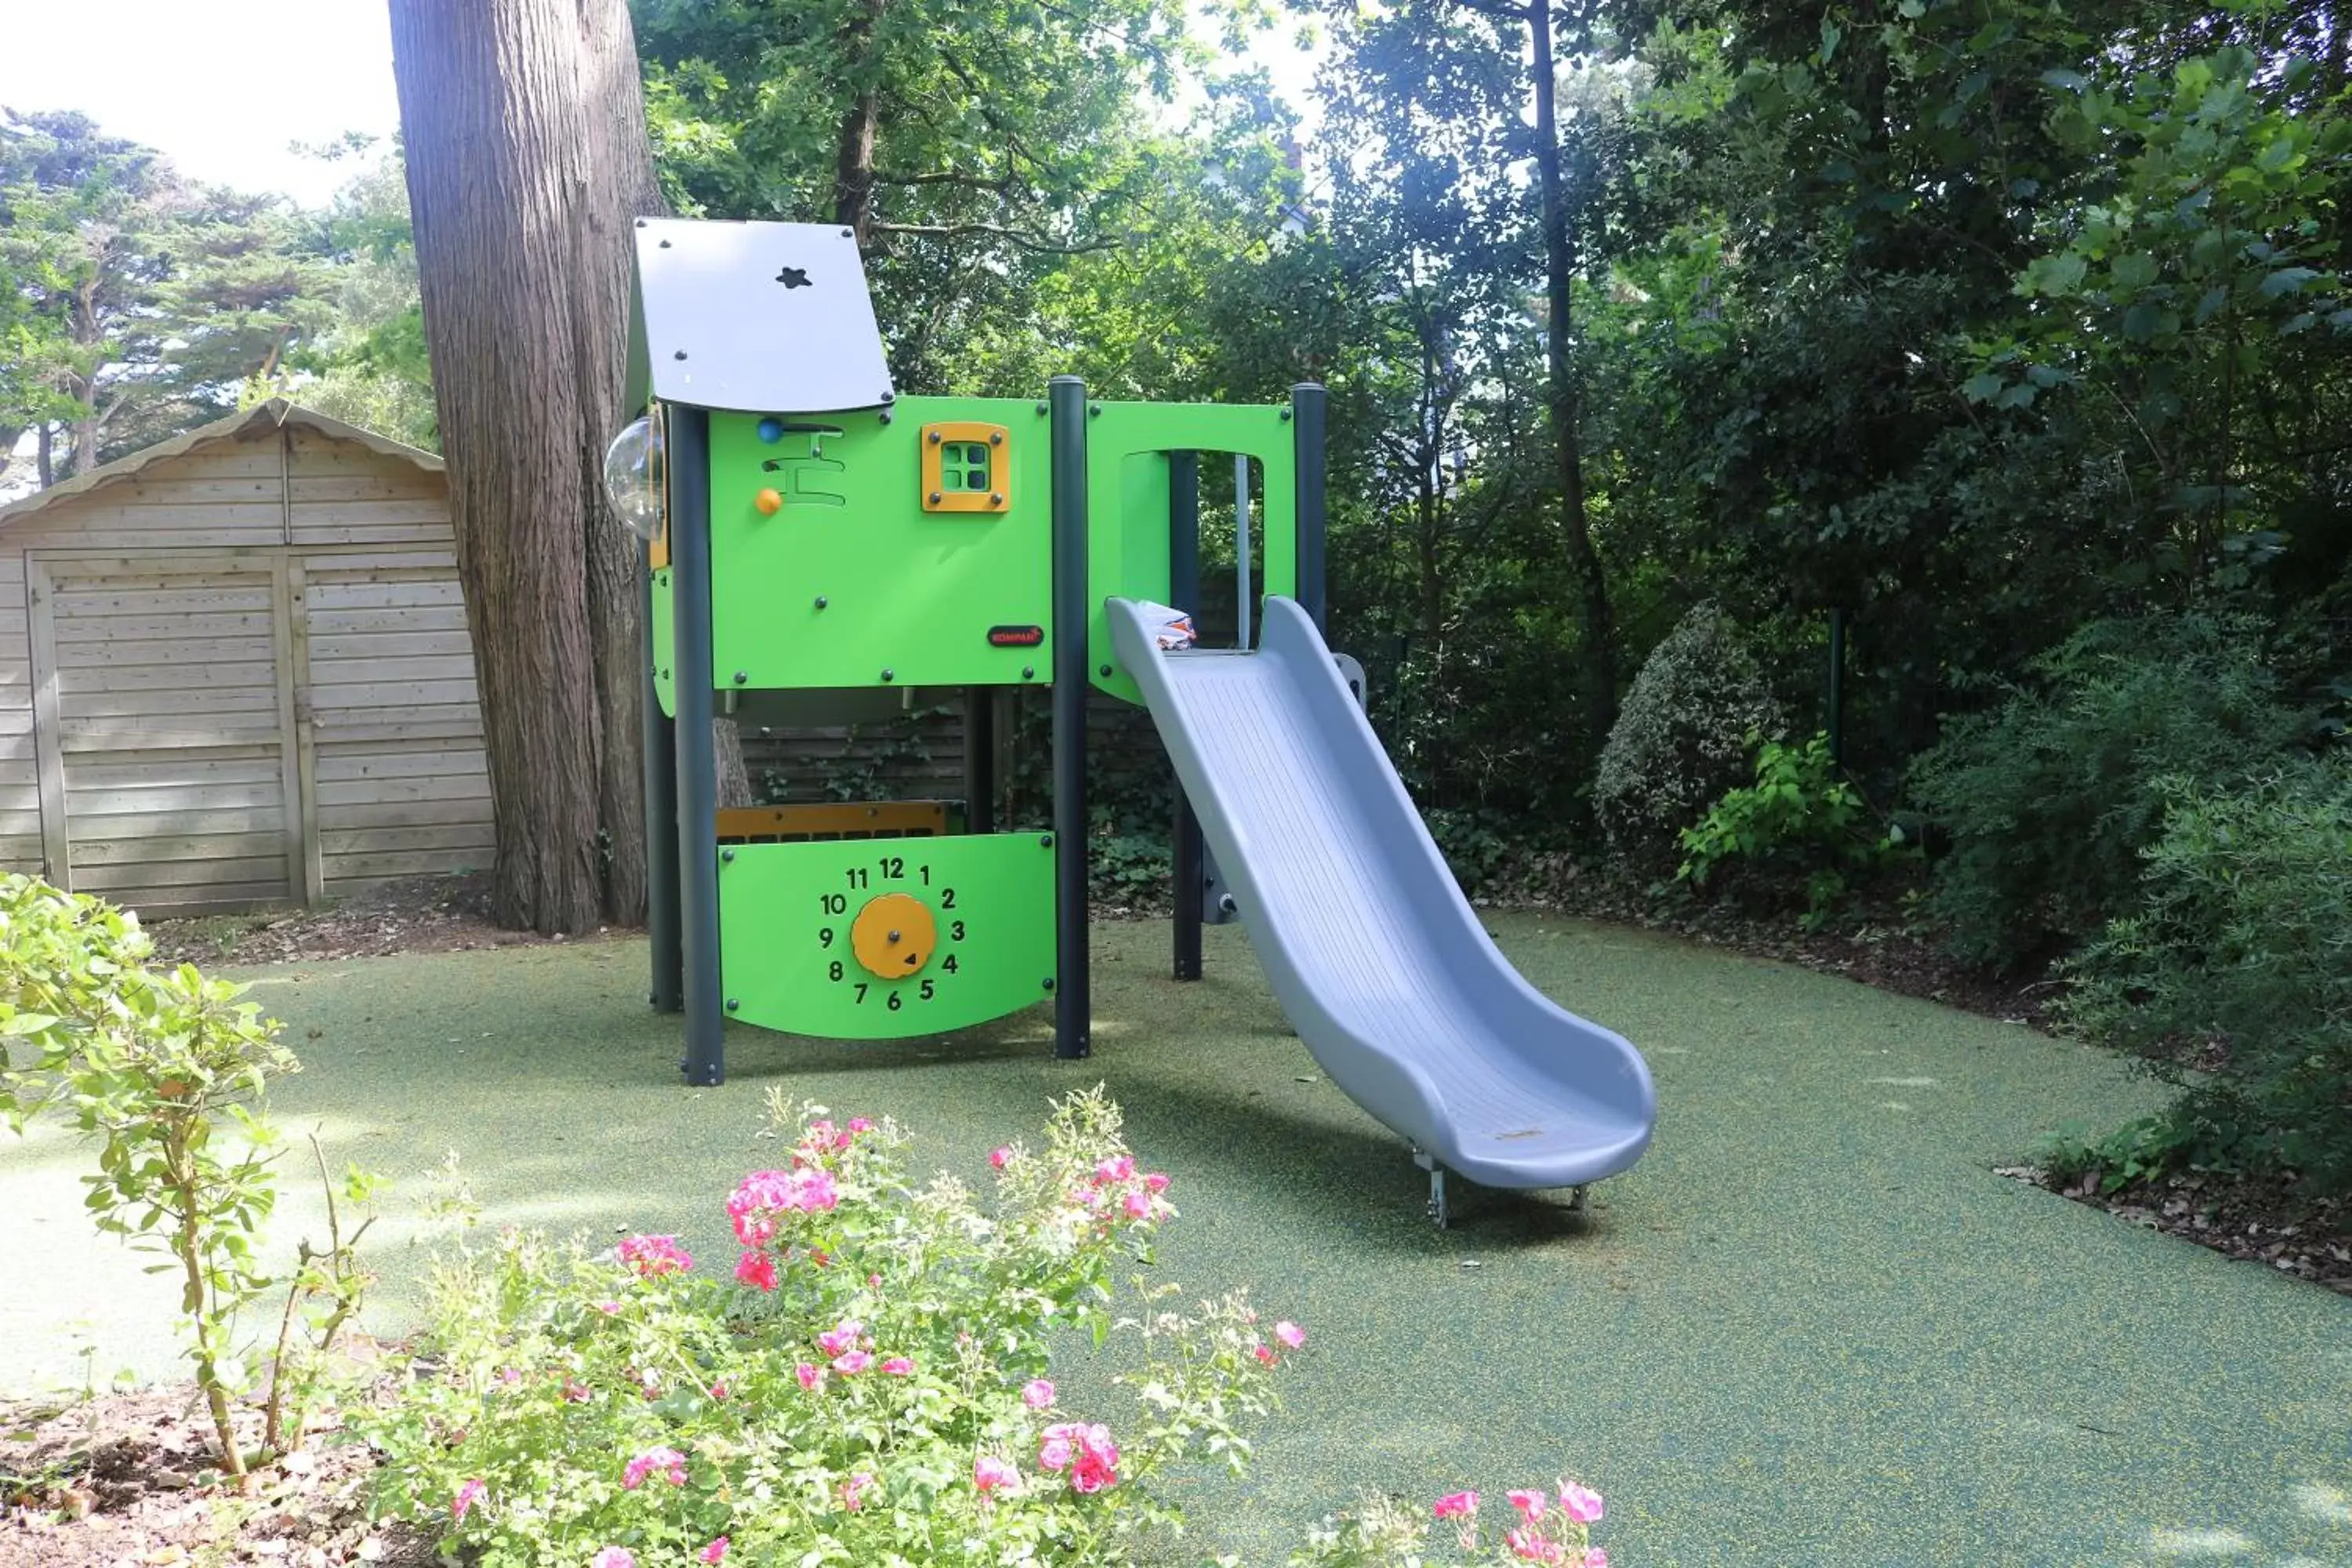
617;218;1654;1219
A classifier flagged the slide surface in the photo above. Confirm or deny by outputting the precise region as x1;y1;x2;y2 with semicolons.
1109;597;1656;1191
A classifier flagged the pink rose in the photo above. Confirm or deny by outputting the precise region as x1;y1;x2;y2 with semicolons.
1274;1320;1305;1348
1123;1190;1152;1219
562;1379;590;1403
989;1146;1012;1169
591;1550;637;1568
1506;1527;1560;1563
1038;1436;1073;1472
1559;1482;1603;1523
1584;1552;1610;1568
450;1478;485;1522
735;1249;777;1292
818;1320;864;1357
1253;1344;1276;1365
615;1234;692;1277
795;1362;822;1392
1069;1425;1120;1494
699;1539;730;1565
1094;1155;1135;1184
622;1446;688;1490
848;1116;874;1133
840;1472;874;1511
1022;1378;1055;1409
833;1349;873;1374
975;1455;1018;1495
1434;1491;1479;1519
1144;1171;1170;1192
880;1356;914;1376
1508;1489;1547;1523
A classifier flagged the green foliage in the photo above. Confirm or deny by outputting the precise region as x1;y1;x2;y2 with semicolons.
1907;613;2311;968
2036;1113;2226;1198
1593;604;1785;864
0;875;373;1475
1677;731;1888;928
2058;755;2352;1193
360;1088;1301;1566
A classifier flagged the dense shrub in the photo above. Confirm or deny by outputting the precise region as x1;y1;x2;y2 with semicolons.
2057;755;2352;1193
1907;613;2310;969
1592;604;1785;865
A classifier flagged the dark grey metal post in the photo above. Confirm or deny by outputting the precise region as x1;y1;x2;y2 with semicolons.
643;563;681;1013
964;685;995;835
670;405;724;1086
1291;383;1327;630
1827;608;1848;768
1167;451;1203;982
1049;377;1091;1058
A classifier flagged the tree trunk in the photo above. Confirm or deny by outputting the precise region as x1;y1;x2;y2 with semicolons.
389;0;655;933
1528;0;1617;742
35;423;53;488
831;0;887;240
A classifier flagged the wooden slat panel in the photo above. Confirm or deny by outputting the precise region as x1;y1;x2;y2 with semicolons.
71;831;289;867
66;754;282;789
57;688;281;720
63;660;278;693
67;782;284;815
312;797;491;831
314;748;486;784
287;558;323;903
299;550;458;574
314;773;489;808
78;855;291;894
288;474;445;503
309;680;481;710
58;720;282;752
303;579;466;610
310;655;477;685
75;805;286;837
136;447;285;480
303;717;482;748
42;585;274;614
301;611;470;639
307;630;476;660
59;634;278;665
318;822;494;856
55;610;274;643
109;478;281;504
26;560;70;887
0;811;43;837
322;845;489;881
0;835;42;874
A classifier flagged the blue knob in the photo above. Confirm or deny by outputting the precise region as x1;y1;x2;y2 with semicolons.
756;417;784;444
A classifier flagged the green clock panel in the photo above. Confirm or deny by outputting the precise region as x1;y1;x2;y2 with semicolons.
706;397;1052;691
717;833;1057;1040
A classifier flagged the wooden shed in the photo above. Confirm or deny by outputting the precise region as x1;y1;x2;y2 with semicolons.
0;400;493;915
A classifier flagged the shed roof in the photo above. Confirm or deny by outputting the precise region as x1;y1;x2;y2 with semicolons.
0;399;444;528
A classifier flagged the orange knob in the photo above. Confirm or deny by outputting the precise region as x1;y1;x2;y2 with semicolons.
755;488;783;515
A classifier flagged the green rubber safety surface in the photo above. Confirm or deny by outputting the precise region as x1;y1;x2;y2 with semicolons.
2;916;2345;1567
706;397;1052;691
717;832;1057;1038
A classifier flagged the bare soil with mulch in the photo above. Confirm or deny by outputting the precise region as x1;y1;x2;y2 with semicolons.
141;873;618;971
0;1390;436;1568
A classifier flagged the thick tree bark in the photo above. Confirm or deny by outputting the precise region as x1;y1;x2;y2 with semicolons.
389;0;654;933
831;0;887;240
1528;0;1617;741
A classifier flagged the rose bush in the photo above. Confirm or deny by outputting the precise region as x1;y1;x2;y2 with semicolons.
360;1087;1307;1566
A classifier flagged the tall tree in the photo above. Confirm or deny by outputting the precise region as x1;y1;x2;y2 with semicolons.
388;0;655;934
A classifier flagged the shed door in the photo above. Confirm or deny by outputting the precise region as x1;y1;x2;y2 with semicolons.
36;557;297;913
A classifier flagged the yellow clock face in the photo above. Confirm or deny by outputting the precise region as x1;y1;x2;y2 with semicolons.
849;891;937;978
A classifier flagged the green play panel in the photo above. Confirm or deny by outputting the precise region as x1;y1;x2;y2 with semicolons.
716;832;1057;1038
2;917;2344;1566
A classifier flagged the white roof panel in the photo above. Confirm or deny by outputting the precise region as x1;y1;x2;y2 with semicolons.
633;218;894;413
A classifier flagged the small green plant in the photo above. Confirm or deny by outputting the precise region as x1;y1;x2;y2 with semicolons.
361;1087;1308;1566
2036;1114;2223;1196
1676;731;1888;928
0;874;376;1476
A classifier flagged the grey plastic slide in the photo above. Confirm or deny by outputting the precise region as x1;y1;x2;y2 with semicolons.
1109;596;1656;1199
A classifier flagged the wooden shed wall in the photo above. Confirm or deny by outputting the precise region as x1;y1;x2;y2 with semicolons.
0;420;493;915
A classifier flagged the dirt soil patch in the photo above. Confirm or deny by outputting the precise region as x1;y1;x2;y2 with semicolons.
142;873;615;971
0;1389;434;1568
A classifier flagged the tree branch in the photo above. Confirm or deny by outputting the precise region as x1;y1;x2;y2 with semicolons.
872;221;1124;254
1454;0;1534;23
874;169;1019;194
